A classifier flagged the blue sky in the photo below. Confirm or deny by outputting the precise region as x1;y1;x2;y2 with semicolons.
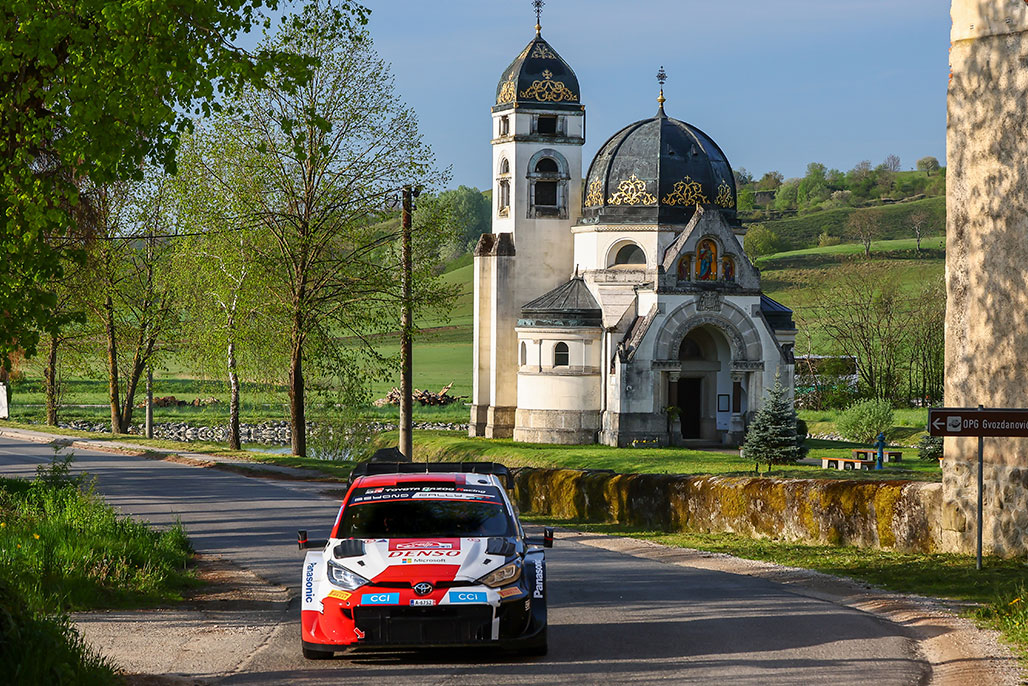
298;1;950;189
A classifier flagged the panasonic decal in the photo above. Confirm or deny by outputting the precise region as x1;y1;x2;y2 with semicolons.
304;562;316;604
533;558;544;598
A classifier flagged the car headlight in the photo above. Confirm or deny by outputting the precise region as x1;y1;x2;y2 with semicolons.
327;560;369;590
476;560;522;588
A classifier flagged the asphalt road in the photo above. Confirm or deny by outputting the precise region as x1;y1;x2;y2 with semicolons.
0;436;929;685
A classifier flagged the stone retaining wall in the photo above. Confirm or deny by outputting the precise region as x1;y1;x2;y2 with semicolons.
512;468;943;553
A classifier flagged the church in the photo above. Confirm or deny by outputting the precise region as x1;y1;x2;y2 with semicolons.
469;13;796;448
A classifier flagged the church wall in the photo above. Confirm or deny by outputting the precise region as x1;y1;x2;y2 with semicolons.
943;0;1028;556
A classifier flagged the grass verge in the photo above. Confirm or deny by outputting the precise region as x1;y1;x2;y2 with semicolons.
0;449;197;684
523;516;1028;659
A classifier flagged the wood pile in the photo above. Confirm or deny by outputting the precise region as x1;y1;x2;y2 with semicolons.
373;383;465;407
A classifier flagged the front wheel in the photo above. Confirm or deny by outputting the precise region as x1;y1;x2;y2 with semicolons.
302;645;333;660
521;627;548;657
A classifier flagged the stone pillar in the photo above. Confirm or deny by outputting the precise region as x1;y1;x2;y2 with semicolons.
944;1;1028;557
486;233;517;438
469;234;496;437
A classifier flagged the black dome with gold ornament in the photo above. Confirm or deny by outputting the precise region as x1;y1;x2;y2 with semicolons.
581;73;736;226
493;27;581;113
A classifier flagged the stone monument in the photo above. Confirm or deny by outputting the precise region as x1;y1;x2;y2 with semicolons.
945;0;1028;556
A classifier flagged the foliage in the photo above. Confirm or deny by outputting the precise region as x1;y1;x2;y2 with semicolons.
809;265;910;400
0;0;364;365
846;208;884;257
743;224;787;258
916;434;943;461
837;399;894;443
916;156;941;175
418;186;491;261
205;3;456;455
741;379;806;467
817;231;842;248
307;408;379;462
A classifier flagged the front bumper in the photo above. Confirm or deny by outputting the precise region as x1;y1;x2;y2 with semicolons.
302;584;534;651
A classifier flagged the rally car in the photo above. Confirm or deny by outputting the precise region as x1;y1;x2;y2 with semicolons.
297;461;552;659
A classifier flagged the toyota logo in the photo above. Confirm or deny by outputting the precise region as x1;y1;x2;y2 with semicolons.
413;582;433;596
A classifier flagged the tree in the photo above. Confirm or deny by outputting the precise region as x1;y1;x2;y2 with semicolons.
883;154;902;172
798;162;829;209
0;0;360;367
173;128;280;449
909;210;931;255
774;180;799;211
424;186;490;259
737;188;755;212
733;167;754;186
756;171;784;191
84;174;180;434
846;209;883;258
810;265;911;401
213;4;456;456
743;224;785;257
906;278;945;405
916;156;941;176
741;378;805;469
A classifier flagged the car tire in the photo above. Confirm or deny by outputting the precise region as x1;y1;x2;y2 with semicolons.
302;645;333;660
522;627;548;657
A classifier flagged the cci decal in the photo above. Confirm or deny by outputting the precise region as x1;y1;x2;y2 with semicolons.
448;591;487;604
497;586;522;599
327;590;351;601
533;558;544;599
304;562;316;604
410;598;435;607
363;593;399;605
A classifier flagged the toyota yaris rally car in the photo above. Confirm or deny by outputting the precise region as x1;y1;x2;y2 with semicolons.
297;461;551;659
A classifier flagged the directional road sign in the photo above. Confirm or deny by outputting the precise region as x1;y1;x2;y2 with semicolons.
928;407;1028;437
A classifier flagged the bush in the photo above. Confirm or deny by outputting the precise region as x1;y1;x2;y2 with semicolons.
917;434;943;461
817;231;842;248
836;399;894;443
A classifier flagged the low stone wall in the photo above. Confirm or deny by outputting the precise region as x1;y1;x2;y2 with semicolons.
512;468;943;553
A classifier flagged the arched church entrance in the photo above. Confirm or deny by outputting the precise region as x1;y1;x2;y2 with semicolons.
670;325;740;443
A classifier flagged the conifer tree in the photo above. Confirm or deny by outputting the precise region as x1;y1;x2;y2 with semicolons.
742;378;806;470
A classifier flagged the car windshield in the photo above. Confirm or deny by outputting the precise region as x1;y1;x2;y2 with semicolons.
337;483;513;538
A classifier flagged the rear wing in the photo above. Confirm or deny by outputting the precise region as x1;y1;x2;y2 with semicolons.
348;461;514;489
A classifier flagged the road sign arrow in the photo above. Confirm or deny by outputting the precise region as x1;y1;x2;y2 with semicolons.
932;417;945;431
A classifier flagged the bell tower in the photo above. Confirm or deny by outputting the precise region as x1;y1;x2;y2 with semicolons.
470;3;585;438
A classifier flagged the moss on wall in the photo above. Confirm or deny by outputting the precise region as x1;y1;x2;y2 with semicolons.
513;468;943;553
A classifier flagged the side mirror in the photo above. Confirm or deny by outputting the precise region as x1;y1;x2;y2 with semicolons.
298;530;327;550
526;527;554;549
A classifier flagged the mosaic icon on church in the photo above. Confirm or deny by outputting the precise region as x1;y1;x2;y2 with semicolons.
722;257;735;282
696;239;717;281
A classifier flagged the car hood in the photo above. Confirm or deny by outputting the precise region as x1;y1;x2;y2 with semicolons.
331;537;512;584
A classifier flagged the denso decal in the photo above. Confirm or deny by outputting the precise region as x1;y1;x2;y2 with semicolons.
389;539;458;551
388;550;462;558
533;558;544;599
448;591;487;603
363;592;399;605
304;562;316;604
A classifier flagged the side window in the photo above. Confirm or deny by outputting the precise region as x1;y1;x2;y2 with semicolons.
520;341;527;366
536;115;558;135
613;243;646;267
553;342;569;367
499;115;510;137
528;152;567;218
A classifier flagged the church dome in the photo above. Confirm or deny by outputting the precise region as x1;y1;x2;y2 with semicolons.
581;105;737;226
494;33;581;112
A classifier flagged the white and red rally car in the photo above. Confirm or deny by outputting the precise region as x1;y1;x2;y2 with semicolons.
298;462;551;658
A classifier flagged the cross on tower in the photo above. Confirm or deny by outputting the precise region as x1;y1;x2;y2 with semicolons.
656;66;667;106
533;0;545;35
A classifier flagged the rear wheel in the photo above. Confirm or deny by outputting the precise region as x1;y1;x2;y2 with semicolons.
302;645;333;660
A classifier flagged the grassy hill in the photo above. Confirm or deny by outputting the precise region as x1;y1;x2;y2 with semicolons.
759;195;945;250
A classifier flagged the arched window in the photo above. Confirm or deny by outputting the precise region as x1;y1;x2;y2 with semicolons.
499;115;510;137
553;342;569;367
535;158;558;174
613;244;646;266
678;337;702;360
497;158;511;215
527;150;569;219
520;341;527;366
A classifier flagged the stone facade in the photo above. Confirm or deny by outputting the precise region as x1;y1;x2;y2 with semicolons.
944;1;1028;557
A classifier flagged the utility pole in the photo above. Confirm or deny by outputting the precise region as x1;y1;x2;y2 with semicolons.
145;366;154;439
398;185;416;460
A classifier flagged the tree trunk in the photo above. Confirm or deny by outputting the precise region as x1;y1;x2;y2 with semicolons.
227;337;241;451
44;336;59;426
103;294;122;434
289;342;305;457
120;346;147;429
